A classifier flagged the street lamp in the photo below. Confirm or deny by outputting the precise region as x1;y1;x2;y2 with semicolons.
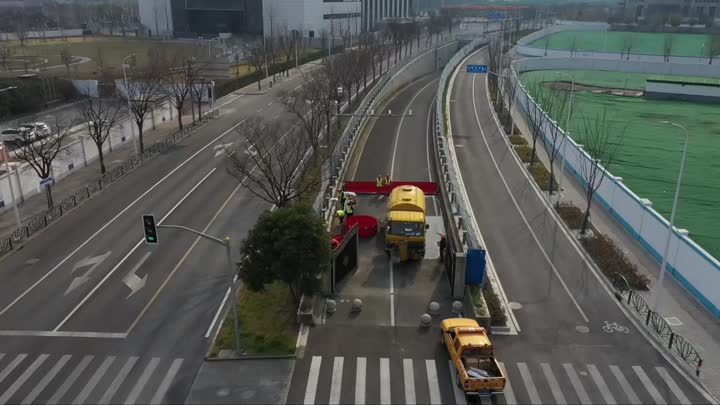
554;71;575;205
0;86;21;227
122;54;139;156
653;121;689;314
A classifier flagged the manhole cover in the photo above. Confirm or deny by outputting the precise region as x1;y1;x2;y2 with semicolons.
575;325;590;333
664;317;683;326
508;302;523;310
579;371;588;376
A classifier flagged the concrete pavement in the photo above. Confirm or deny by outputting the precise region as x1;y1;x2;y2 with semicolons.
446;46;716;404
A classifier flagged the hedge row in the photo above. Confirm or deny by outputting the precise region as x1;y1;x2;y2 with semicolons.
555;201;585;230
514;145;535;163
581;232;651;290
508;134;528;146
528;162;558;192
483;281;507;326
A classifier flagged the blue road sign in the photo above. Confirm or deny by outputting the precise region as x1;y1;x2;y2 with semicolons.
466;64;488;74
488;11;505;20
39;176;54;186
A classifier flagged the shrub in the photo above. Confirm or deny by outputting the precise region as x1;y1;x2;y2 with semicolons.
555;201;584;229
528;162;558;191
514;145;535;163
509;134;528;146
580;233;650;290
483;281;507;326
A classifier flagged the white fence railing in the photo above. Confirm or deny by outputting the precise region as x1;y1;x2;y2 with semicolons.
511;57;720;318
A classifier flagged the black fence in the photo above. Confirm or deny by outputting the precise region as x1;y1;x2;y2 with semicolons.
613;274;703;376
0;115;216;257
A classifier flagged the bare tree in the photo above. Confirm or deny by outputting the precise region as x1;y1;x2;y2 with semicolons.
622;33;634;60
487;35;503;103
77;94;125;174
500;73;518;135
60;46;72;75
12;119;74;209
118;59;164;153
663;34;673;62
569;35;578;57
525;83;553;166
243;39;266;90
163;55;195;130
191;78;210;122
226;118;321;208
13;16;28;46
281;72;328;155
709;34;720;64
0;46;13;71
577;108;622;234
538;87;569;195
277;25;295;77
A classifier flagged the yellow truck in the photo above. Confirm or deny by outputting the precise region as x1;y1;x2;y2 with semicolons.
384;185;428;261
441;318;506;397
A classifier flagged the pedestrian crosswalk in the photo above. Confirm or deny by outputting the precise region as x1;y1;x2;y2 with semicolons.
293;355;710;405
0;352;184;405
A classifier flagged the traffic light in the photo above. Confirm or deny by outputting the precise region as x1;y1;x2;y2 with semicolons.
143;215;158;244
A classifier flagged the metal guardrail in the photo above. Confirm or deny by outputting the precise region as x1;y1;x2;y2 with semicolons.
612;274;704;377
433;37;489;250
0;114;217;256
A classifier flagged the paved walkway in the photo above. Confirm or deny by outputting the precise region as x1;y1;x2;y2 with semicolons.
508;92;720;398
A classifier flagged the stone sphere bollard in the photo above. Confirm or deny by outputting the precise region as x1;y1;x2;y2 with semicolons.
351;299;363;312
420;313;432;327
326;299;337;314
428;301;440;315
451;300;463;315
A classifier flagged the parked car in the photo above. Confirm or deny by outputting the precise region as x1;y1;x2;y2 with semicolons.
0;128;33;147
19;122;51;139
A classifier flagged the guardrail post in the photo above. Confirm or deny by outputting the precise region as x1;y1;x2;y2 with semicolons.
668;332;675;350
627;290;633;305
646;309;652;326
697;359;703;376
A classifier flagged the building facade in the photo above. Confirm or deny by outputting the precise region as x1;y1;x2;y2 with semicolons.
619;0;718;21
362;0;415;32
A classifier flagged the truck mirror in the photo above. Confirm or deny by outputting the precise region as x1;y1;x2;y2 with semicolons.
425;224;430;229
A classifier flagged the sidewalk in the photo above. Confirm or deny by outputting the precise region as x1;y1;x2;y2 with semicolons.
508;97;720;397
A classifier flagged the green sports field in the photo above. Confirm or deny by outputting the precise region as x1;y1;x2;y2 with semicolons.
520;70;720;259
528;30;714;58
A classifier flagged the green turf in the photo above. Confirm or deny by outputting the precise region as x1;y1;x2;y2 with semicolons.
520;71;720;259
528;30;714;58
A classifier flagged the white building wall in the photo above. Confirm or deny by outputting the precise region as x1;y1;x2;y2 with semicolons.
262;0;361;39
138;0;173;38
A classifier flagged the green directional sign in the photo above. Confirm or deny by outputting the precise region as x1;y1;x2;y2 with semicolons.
143;215;158;244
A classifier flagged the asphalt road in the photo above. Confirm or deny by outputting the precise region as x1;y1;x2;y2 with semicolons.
0;68;315;405
447;48;716;404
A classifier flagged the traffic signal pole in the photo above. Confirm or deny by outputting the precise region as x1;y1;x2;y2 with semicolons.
154;223;241;356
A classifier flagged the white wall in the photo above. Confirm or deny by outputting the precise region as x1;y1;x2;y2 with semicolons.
263;0;361;39
0;29;84;41
138;0;173;38
646;81;720;99
511;56;720;318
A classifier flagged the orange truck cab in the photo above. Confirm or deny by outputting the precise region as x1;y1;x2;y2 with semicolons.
441;318;506;397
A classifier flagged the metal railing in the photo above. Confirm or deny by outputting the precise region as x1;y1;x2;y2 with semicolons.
613;274;703;376
0;114;217;256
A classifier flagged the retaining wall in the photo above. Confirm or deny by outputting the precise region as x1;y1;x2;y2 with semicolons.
511;56;720;318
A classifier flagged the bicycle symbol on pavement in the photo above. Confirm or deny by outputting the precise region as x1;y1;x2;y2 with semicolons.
602;321;630;334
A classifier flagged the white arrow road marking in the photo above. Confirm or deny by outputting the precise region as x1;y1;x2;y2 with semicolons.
213;143;233;158
64;252;111;296
122;252;152;299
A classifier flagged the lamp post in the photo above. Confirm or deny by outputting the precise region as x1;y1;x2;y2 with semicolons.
554;71;575;205
653;121;689;314
0;86;21;227
122;54;139;156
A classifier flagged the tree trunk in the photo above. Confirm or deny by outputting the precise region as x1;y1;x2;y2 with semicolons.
580;196;593;235
190;98;195;123
257;79;261;90
197;97;202;121
45;184;54;209
137;120;145;153
97;144;107;174
530;136;538;165
176;102;184;130
548;163;555;195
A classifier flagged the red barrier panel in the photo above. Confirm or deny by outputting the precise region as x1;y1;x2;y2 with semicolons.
344;181;439;195
345;215;378;238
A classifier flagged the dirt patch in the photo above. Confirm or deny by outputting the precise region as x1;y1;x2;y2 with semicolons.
543;81;644;97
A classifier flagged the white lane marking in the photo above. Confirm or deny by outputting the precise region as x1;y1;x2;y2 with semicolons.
216;93;245;109
389;258;395;327
588;364;616;405
540;362;566;405
380;358;391;405
517;362;542;405
633;366;666;405
355;357;366;405
403;359;416;404
563;363;591;405
122;251;151;299
99;356;139;405
655;367;690;405
329;357;344;405
0;354;27;384
609;365;641;404
449;360;467;405
73;356;115;404
0;330;126;338
497;362;515;404
150;358;184;405
21;354;71;405
273;115;280;120
205;286;232;338
0;109;248;318
48;355;94;405
425;360;441;405
303;356;322;405
0;354;48;405
426;95;436;182
267;101;273;106
124;357;160;405
390;78;439;178
53;168;217;331
256;107;264;112
470;69;590;324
